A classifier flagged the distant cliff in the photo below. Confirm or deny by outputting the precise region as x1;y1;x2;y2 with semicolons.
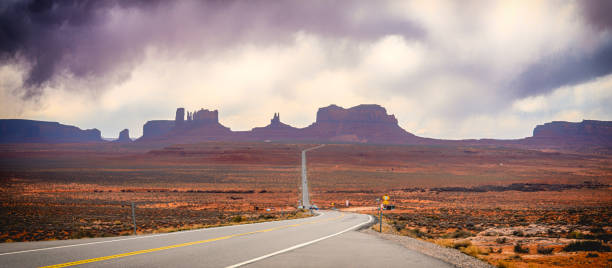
0;119;102;143
523;120;612;150
139;104;422;144
533;120;612;140
3;105;609;152
135;105;612;151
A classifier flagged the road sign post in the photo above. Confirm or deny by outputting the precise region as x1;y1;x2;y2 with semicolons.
379;205;382;232
131;202;137;235
379;195;390;232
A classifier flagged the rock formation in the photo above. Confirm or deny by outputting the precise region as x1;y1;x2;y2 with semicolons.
141;120;174;140
129;105;612;152
523;120;612;150
138;105;421;144
2;105;611;152
533;120;612;140
249;113;300;141
175;108;185;127
0;119;102;143
191;109;219;124
302;104;418;143
114;129;131;142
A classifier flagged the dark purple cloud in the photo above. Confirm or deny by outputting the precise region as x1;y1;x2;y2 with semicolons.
0;0;163;98
0;0;423;99
511;39;612;97
580;0;612;31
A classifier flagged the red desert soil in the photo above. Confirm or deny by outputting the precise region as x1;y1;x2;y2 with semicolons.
1;141;610;267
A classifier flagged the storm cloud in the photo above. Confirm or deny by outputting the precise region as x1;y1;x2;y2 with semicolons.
0;0;423;98
0;0;611;139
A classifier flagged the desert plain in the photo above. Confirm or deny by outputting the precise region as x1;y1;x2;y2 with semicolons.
0;141;610;267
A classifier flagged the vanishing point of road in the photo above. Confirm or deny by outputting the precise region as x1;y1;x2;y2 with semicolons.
0;211;451;267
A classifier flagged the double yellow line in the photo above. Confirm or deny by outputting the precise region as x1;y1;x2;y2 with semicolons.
41;213;344;268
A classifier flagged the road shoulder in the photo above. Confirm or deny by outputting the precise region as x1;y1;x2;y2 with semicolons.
361;229;494;268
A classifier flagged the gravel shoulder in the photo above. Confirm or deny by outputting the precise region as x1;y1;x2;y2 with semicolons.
361;229;494;268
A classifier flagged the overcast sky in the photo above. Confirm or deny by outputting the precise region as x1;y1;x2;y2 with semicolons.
1;0;611;139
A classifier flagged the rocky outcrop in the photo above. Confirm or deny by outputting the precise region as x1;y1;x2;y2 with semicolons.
302;104;418;143
533;120;612;140
315;104;399;124
114;129;131;143
138;105;421;144
522;120;612;151
132;105;611;152
141;120;174;140
175;108;185;127
249;113;300;141
190;109;219;124
0;119;102;143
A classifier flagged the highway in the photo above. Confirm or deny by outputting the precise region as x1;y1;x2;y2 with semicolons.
300;144;325;208
0;211;451;267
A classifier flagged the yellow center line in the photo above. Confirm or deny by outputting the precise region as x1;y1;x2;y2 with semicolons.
40;213;345;268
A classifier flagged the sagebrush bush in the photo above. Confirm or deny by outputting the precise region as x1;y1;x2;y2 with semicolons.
495;237;507;244
460;245;483;257
453;240;472;249
514;243;529;254
536;245;554;255
563;241;611;252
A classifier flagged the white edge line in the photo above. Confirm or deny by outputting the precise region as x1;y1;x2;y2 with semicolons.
0;212;326;256
225;214;374;268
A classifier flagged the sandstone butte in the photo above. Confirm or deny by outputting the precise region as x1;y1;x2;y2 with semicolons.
0;104;610;151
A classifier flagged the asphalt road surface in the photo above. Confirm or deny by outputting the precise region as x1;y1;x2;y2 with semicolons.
0;211;452;267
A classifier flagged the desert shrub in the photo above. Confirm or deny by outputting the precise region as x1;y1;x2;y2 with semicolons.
567;231;584;239
496;237;508;244
595;233;612;242
230;215;245;223
453;240;472;249
563;241;611;252
460;245;484;257
578;215;593;225
512;230;524;237
536;245;554;255
514;243;529;254
404;228;431;239
391;221;405;231
510;254;522;260
444;229;473;239
496;260;511;268
434;239;454;248
258;214;275;220
586;252;599;258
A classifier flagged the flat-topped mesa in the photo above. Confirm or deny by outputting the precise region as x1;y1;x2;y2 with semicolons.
533;120;612;138
316;104;399;125
0;119;102;143
305;104;416;143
